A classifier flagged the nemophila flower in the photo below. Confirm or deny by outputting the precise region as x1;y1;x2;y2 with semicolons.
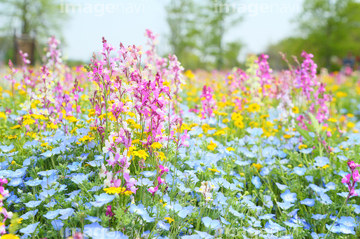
90;193;115;207
277;201;294;210
24;200;41;208
300;198;315;207
281;190;297;203
275;183;288;191
251;176;262;189
20;222;40;234
201;217;221;230
313;156;330;168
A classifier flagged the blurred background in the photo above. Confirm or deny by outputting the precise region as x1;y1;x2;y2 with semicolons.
0;0;360;71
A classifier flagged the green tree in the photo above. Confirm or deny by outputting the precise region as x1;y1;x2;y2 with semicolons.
165;0;244;70
166;0;201;70
199;0;243;70
0;0;67;39
267;0;360;70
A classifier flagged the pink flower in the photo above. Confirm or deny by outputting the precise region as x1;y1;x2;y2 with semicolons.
148;186;159;196
157;176;165;185
348;161;360;172
342;174;351;184
353;170;360;183
159;165;169;175
106;205;114;217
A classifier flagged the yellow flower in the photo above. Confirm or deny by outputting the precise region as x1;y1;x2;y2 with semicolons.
247;103;260;113
240;173;245;177
283;134;292;139
252;163;262;172
11;125;21;129
1;234;20;239
298;164;303;167
213;130;225;136
222;118;229;124
0;112;6;119
328;118;337;123
104;187;126;194
234;120;244;129
335;92;347;98
66;116;78;123
347;122;355;128
135;150;149;160
226;147;235;152
298;144;307;150
231;112;243;121
207;141;217;151
208;168;220;173
321;165;330;169
292;106;299;114
184;70;195;80
151;142;162;149
41;142;49;147
164;217;174;224
23;119;35;125
347;113;354;118
157;152;166;161
124;190;133;196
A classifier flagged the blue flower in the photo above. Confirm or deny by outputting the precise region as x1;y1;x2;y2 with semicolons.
25;179;42;187
20;209;38;220
90;193;115;207
259;214;276;220
38;170;57;177
71;173;89;184
51;220;64;231
277;201;294;210
313;156;329;167
293;167;306;176
85;216;100;222
67;162;82;171
220;217;231;225
24;200;42;208
157;221;171;231
251;176;261;189
246;127;263;137
300;148;312;154
325;182;336;190
275;183;288;190
312;214;327;220
8;177;22;187
201;217;221;230
280;190;297;203
300;198;315;207
0;144;14;152
316;192;332;205
265;220;286;233
59;208;75;220
20;222;40;234
194;230;214;239
263;195;273;209
338;216;357;227
44;209;60;219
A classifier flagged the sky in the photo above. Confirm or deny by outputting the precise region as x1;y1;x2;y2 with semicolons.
61;0;304;62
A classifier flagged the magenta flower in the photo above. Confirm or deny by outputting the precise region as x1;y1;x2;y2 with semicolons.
106;205;114;217
148;186;159;196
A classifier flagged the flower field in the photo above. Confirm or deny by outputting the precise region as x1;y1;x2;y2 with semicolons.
1;30;360;239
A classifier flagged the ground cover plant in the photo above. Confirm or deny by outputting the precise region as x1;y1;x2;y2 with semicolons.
1;30;360;238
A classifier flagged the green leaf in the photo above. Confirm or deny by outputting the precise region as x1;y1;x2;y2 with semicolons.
295;124;312;143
